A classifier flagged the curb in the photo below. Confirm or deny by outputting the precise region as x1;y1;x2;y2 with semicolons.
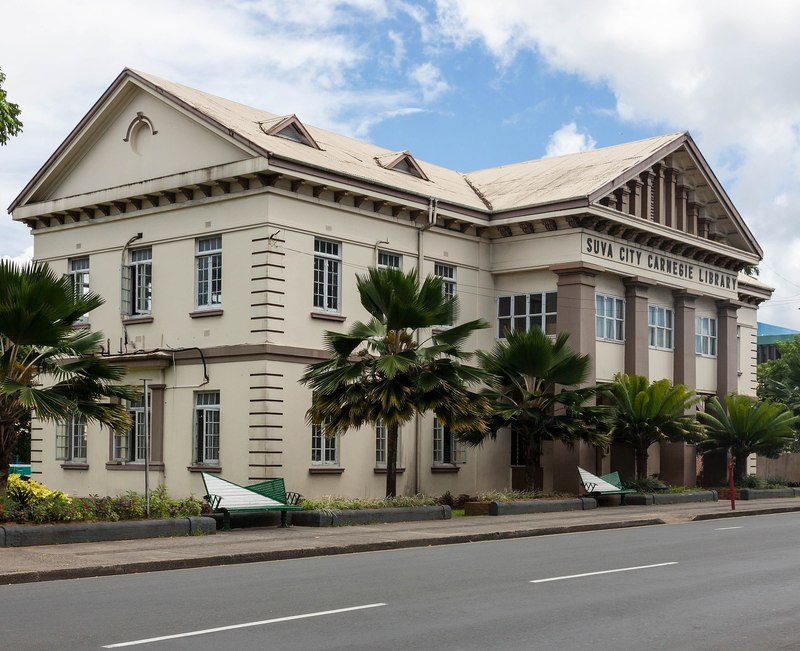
691;505;800;520
0;518;663;585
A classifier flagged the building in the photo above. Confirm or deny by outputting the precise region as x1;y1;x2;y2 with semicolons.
8;69;772;498
756;322;800;364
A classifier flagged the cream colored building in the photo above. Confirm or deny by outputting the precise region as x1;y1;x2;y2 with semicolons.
9;69;771;499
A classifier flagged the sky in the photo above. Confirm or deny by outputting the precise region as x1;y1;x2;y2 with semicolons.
2;0;800;326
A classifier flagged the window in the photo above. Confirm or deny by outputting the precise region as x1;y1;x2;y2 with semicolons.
56;417;87;462
377;250;401;270
194;392;220;465
435;263;457;326
311;424;338;465
121;248;152;316
68;257;90;321
313;238;341;312
595;294;625;342
433;419;466;465
497;292;557;338
196;237;222;309
375;423;402;468
113;395;149;462
648;305;674;350
695;316;717;357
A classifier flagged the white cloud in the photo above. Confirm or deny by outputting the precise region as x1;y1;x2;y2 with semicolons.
387;30;406;68
410;62;450;102
545;122;596;157
0;244;33;266
434;0;800;326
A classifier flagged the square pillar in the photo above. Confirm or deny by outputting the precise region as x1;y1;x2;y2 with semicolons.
672;291;698;390
716;300;740;398
623;277;651;377
652;165;665;225
663;167;677;229
639;170;654;221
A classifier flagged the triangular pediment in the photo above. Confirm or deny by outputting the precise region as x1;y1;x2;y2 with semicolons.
587;134;761;257
375;151;429;181
259;115;321;149
11;70;256;210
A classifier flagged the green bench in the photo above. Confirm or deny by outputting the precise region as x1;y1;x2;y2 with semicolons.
577;466;636;500
201;473;302;530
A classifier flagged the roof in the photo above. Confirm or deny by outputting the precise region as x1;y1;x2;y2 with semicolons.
757;322;800;337
6;68;764;259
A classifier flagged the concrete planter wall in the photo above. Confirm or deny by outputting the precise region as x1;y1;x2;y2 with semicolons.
0;516;216;548
465;498;597;516
740;487;800;500
624;491;717;505
290;505;451;527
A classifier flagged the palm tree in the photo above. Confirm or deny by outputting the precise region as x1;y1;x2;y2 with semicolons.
0;261;138;496
300;267;490;497
698;393;797;483
466;327;609;491
604;374;704;480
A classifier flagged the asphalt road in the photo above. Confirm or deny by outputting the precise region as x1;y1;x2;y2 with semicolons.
3;513;800;650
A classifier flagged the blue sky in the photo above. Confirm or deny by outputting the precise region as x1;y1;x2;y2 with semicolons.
3;0;800;325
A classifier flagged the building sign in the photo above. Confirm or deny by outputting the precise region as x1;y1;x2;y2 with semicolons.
583;233;737;293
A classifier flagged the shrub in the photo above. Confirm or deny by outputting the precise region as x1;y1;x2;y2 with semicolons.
1;476;204;524
622;477;668;493
300;494;439;511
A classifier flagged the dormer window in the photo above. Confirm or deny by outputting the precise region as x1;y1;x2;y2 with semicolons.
375;151;429;181
259;115;321;149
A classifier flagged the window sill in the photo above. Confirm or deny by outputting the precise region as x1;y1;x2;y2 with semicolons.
310;311;346;322
60;462;89;470
123;315;154;325
106;462;165;471
190;309;224;319
431;465;461;473
373;467;406;474
596;338;625;345
73;321;91;330
187;465;221;473
308;466;344;474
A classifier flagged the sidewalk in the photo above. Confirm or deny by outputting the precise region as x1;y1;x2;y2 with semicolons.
2;497;800;585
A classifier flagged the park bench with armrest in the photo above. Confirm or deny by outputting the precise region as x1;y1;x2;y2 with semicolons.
577;466;636;500
201;473;303;530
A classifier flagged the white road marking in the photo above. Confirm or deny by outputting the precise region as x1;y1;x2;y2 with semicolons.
531;562;678;583
102;603;388;648
714;526;743;531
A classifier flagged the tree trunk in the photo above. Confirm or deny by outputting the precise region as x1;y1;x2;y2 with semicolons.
733;451;750;484
524;438;543;492
635;448;649;480
385;423;399;497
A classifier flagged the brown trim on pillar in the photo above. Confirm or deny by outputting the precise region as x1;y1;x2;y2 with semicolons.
553;262;602;382
716;300;740;398
150;383;166;463
663;167;677;229
623;277;652;377
673;290;699;390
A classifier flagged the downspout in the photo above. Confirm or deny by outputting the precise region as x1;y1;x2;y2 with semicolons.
414;198;437;494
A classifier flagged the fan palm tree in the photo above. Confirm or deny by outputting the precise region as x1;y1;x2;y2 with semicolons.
698;393;797;483
604;374;704;480
466;327;609;491
0;261;138;496
300;266;491;497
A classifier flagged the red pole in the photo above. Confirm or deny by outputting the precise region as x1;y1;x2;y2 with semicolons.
729;460;736;511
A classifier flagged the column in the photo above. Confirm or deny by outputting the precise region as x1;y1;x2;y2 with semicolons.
652;164;665;225
614;186;630;214
687;202;700;236
627;179;643;218
676;185;690;232
662;292;699;487
663;167;677;229
623;277;651;377
639;170;654;221
716;300;740;398
551;262;603;492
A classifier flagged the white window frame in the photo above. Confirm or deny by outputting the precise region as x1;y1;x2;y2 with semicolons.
196;237;222;309
194;391;220;465
126;248;152;316
377;250;402;270
595;293;625;342
56;417;87;462
375;423;402;468
496;291;557;339
68;257;90;322
433;419;466;465
311;423;339;465
113;395;150;462
648;305;674;350
313;238;341;313
695;315;718;357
